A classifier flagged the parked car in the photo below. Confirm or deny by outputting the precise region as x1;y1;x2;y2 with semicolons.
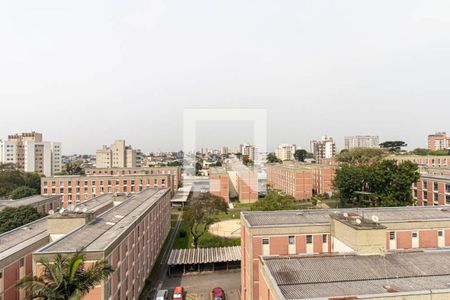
211;288;225;300
155;290;168;300
173;287;184;300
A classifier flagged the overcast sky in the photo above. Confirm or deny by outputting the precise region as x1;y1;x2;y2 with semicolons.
1;0;450;154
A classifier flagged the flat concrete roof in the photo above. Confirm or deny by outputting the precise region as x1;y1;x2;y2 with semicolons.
0;195;61;210
73;193;126;213
262;250;450;300
38;188;170;254
0;218;48;265
242;206;450;227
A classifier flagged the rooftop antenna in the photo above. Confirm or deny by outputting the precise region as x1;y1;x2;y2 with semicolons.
372;215;379;225
48;209;54;215
355;218;362;226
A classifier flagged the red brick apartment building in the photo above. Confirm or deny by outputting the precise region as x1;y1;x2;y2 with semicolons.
0;190;171;300
266;163;336;200
428;132;450;151
41;174;174;207
393;154;450;168
241;207;450;300
209;167;230;203
85;166;182;188
0;195;61;214
413;173;450;206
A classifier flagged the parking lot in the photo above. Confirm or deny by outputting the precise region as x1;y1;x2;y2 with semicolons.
161;271;241;300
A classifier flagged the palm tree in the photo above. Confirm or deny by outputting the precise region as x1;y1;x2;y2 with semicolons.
17;250;114;300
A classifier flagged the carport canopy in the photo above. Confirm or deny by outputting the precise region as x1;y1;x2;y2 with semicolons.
168;246;241;266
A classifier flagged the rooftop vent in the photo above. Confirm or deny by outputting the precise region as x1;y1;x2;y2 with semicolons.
105;222;115;226
115;215;124;219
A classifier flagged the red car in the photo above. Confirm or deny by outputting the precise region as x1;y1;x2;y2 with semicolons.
211;288;225;300
173;287;184;300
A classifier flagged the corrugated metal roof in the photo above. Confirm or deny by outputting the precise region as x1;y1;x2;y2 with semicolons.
262;250;450;299
167;246;241;265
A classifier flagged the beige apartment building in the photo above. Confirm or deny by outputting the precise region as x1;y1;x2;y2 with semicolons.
274;144;296;161
0;132;62;176
96;140;137;168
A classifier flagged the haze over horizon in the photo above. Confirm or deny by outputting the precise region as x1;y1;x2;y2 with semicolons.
1;0;450;154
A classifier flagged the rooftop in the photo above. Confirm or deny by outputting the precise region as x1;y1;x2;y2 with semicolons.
262;250;450;300
0;218;48;265
38;188;170;254
242;206;450;227
43;173;172;179
0;195;61;210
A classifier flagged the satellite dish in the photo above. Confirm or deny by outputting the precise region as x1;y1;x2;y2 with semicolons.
372;215;379;223
82;208;88;213
75;207;80;213
48;210;54;215
343;212;349;218
355;218;362;225
59;208;65;214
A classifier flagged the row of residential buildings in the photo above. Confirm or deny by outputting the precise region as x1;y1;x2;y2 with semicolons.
40;166;181;208
0;132;62;176
240;206;450;300
0;189;171;300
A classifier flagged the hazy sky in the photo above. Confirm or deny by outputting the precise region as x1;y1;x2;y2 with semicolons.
1;0;450;154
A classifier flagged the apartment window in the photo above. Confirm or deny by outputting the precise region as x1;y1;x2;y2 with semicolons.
434;193;439;202
154;179;158;185
288;236;295;245
413;190;418;198
306;235;313;244
446;184;450;194
262;238;269;245
438;230;444;237
389;232;396;240
322;234;327;243
446;195;450;204
412;232;418;238
123;180;127;185
434;182;439;191
19;258;24;268
43;188;48;195
423;191;428;200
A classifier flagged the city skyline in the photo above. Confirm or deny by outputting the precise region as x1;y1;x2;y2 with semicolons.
2;1;450;153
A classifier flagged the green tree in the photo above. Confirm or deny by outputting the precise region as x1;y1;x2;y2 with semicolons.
293;149;308;162
267;153;281;163
411;148;431;156
23;172;42;193
0;206;46;233
242;155;253;166
379;141;407;153
250;190;297;211
0;167;25;197
336;148;387;166
17;250;114;300
333;160;419;207
11;186;38;200
182;193;228;248
59;162;85;175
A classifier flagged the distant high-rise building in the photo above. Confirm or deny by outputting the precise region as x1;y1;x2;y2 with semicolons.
428;132;450;151
344;136;380;150
310;136;336;162
241;144;257;161
0;132;61;176
275;144;297;161
95;139;136;168
221;146;229;155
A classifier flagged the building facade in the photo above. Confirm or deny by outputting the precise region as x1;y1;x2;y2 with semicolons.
344;135;379;149
241;144;257;162
209;167;230;203
310;136;336;163
84;167;182;189
0;132;62;176
96;140;137;168
41;174;174;207
413;173;450;206
392;155;450;168
266;162;336;200
241;207;450;300
0;195;61;214
428;132;450;151
34;189;172;300
274;144;296;161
